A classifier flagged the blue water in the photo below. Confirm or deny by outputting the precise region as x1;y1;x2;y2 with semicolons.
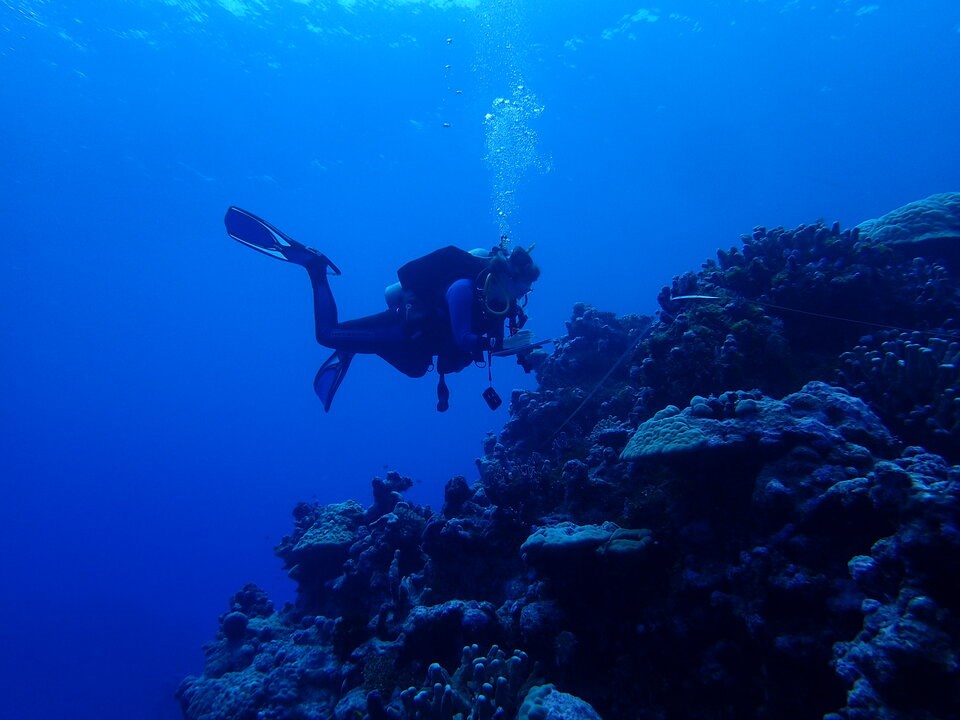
1;1;957;717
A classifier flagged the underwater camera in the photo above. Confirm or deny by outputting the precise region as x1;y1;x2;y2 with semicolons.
482;386;502;410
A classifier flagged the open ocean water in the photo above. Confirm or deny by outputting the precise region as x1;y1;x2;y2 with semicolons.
1;1;958;718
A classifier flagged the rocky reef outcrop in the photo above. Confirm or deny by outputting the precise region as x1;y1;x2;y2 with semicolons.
179;193;960;720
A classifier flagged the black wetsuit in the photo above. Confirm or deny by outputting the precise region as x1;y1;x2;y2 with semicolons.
304;255;506;378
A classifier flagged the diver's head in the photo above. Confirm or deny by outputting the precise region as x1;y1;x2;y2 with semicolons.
505;246;540;297
483;245;540;315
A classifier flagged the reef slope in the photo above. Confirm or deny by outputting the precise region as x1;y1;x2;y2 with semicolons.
179;193;960;720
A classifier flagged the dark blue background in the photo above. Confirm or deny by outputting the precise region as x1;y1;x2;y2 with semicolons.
2;1;958;717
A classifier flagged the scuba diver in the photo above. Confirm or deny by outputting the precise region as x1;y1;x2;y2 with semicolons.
224;207;542;412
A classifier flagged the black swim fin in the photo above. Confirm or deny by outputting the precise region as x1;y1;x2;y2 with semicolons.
224;206;341;273
314;350;354;411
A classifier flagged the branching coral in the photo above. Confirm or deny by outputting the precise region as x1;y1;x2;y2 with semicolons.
837;330;960;460
364;644;539;720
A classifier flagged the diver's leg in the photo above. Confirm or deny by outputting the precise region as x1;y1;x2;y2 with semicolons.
304;260;339;342
310;295;410;355
329;311;409;351
312;311;428;410
304;256;392;350
303;259;414;355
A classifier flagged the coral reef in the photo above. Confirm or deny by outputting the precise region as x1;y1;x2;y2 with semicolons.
837;330;960;459
499;193;960;467
856;191;960;270
180;194;960;720
354;644;541;720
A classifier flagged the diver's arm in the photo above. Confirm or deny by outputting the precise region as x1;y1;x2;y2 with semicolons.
446;279;497;354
